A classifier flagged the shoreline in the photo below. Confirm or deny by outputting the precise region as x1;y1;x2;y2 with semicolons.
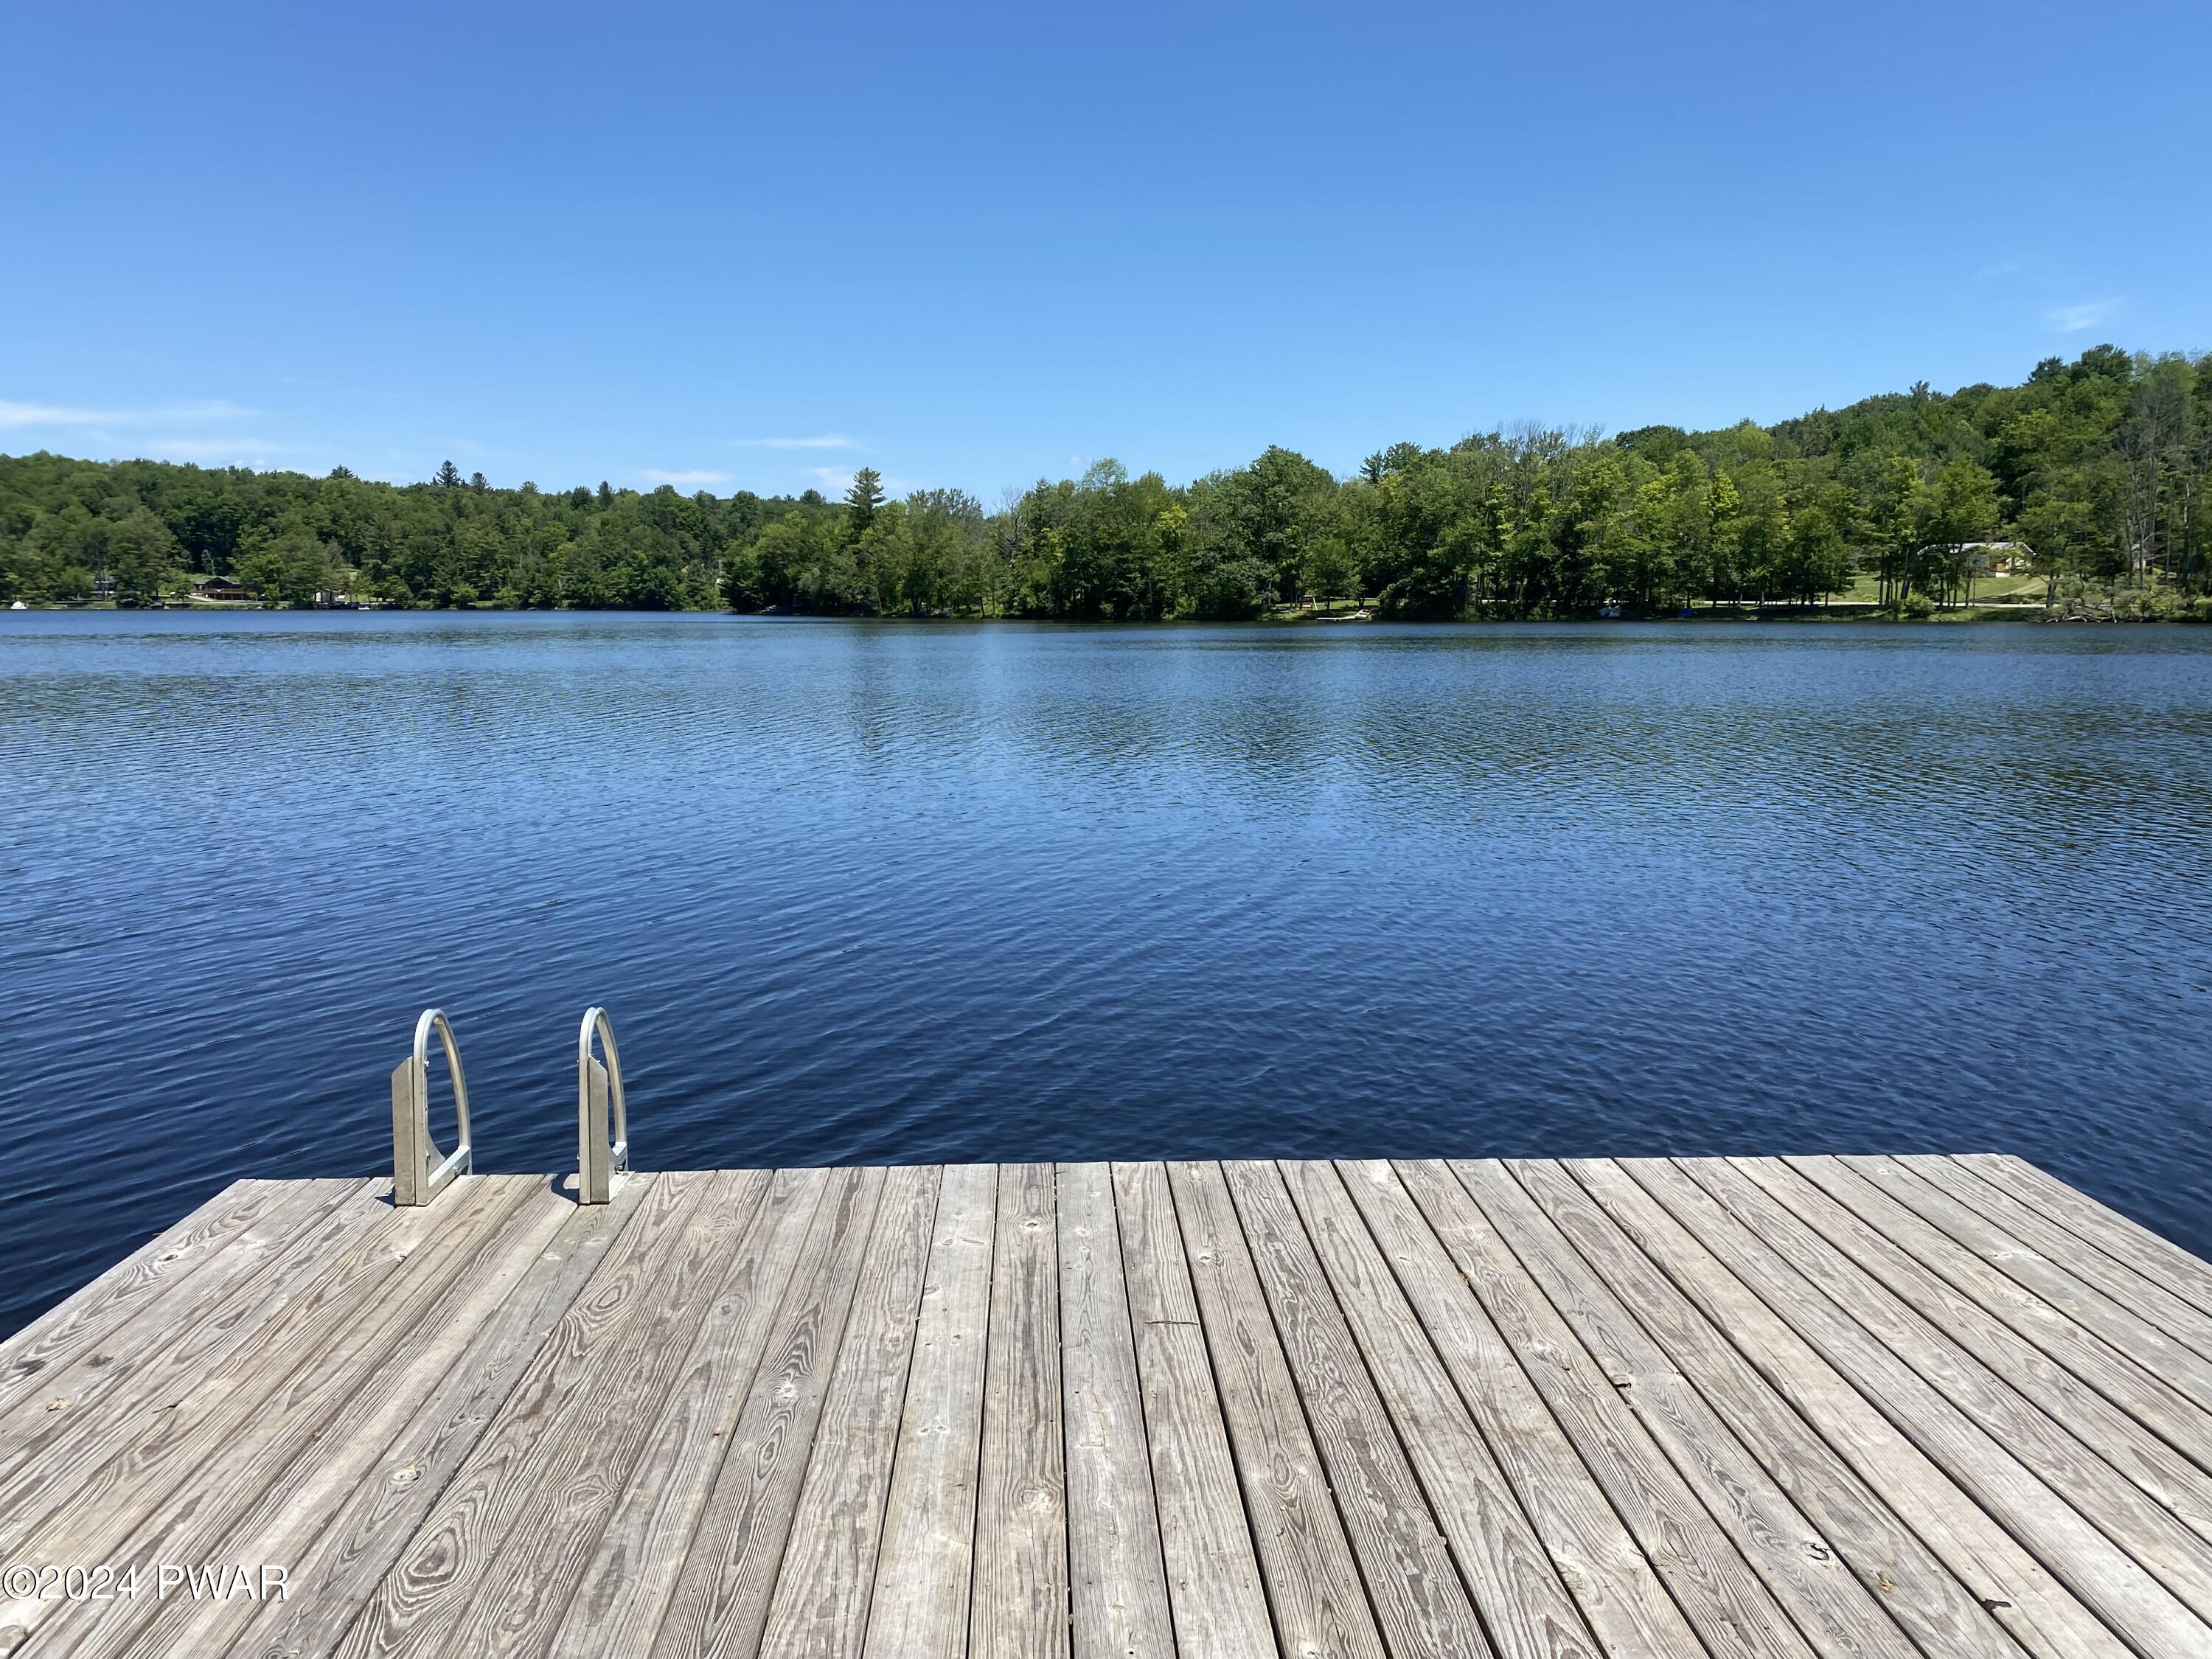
6;599;2190;625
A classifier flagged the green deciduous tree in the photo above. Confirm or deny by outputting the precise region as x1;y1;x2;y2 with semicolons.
232;522;328;606
1;344;2205;621
106;507;183;601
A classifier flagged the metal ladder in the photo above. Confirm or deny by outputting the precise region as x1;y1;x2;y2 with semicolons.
575;1006;630;1206
390;1009;472;1206
389;1004;632;1206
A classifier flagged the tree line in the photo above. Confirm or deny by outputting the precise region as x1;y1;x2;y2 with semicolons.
4;345;2207;620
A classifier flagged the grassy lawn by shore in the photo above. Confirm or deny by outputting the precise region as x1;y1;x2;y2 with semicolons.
1265;578;2054;622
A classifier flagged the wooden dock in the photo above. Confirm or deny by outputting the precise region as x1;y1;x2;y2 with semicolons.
7;1155;2212;1658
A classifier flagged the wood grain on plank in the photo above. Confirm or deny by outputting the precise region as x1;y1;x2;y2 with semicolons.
1841;1156;2212;1419
1059;1161;1176;1659
0;1178;369;1481
1683;1158;2212;1624
538;1170;822;1659
0;1177;400;1564
1169;1159;1387;1659
1279;1159;1596;1659
1622;1157;2210;1659
1731;1158;2212;1556
1573;1157;2104;1659
4;1177;531;1659
1344;1160;1707;1659
1958;1155;2212;1325
1486;1160;1915;1659
330;1170;717;1659
1392;1158;1820;1659
650;1165;886;1659
0;1186;518;1659
1111;1161;1272;1659
1901;1156;2212;1366
425;1169;779;1659
235;1174;656;1659
0;1178;304;1419
1785;1156;2212;1475
40;1179;579;1659
756;1165;943;1659
863;1163;998;1659
967;1163;1068;1659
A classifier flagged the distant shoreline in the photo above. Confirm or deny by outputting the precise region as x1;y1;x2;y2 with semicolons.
7;346;2210;625
7;598;2164;624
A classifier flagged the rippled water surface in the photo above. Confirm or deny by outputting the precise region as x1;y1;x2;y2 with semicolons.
4;611;2210;1332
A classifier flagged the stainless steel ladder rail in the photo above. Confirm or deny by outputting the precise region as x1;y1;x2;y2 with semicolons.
577;1006;630;1206
391;1008;473;1206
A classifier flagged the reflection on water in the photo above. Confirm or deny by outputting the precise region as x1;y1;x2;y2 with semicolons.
4;611;2210;1332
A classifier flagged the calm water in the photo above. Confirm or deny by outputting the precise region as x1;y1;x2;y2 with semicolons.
4;612;2210;1333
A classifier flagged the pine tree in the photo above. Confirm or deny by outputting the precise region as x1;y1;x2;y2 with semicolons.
844;467;885;531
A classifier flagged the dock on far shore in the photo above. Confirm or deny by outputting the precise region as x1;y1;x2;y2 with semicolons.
7;1144;2212;1659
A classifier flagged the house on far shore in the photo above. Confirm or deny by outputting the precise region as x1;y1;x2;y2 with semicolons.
192;575;254;602
1958;540;2034;576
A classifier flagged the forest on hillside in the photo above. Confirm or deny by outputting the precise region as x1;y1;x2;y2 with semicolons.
4;345;2208;620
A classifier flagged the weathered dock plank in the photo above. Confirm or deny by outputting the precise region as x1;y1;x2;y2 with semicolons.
1843;1155;2212;1413
49;1179;577;1659
539;1169;794;1658
755;1164;940;1659
331;1170;713;1658
1227;1158;1492;1659
1173;1158;1388;1659
1281;1158;1596;1659
0;1178;372;1493
1958;1154;2212;1325
1903;1155;2212;1363
6;1154;2212;1659
652;1165;883;1659
1784;1155;2212;1470
242;1174;656;1659
862;1162;995;1659
1613;1157;2200;1657
1672;1159;2212;1622
1110;1161;1270;1659
0;1178;340;1429
1343;1160;1708;1659
1396;1158;1823;1659
966;1162;1065;1659
1580;1158;2114;1659
1733;1156;2212;1543
1057;1161;1173;1659
0;1177;401;1573
438;1168;776;1659
1467;1158;1898;1658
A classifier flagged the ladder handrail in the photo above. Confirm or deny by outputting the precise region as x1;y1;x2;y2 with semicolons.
577;1006;630;1206
391;1008;472;1206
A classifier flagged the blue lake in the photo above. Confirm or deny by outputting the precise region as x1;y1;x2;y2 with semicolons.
4;611;2210;1335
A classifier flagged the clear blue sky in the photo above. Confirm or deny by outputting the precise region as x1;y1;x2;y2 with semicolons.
4;1;2206;500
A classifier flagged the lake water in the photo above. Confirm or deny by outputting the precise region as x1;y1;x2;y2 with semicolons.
4;611;2210;1335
